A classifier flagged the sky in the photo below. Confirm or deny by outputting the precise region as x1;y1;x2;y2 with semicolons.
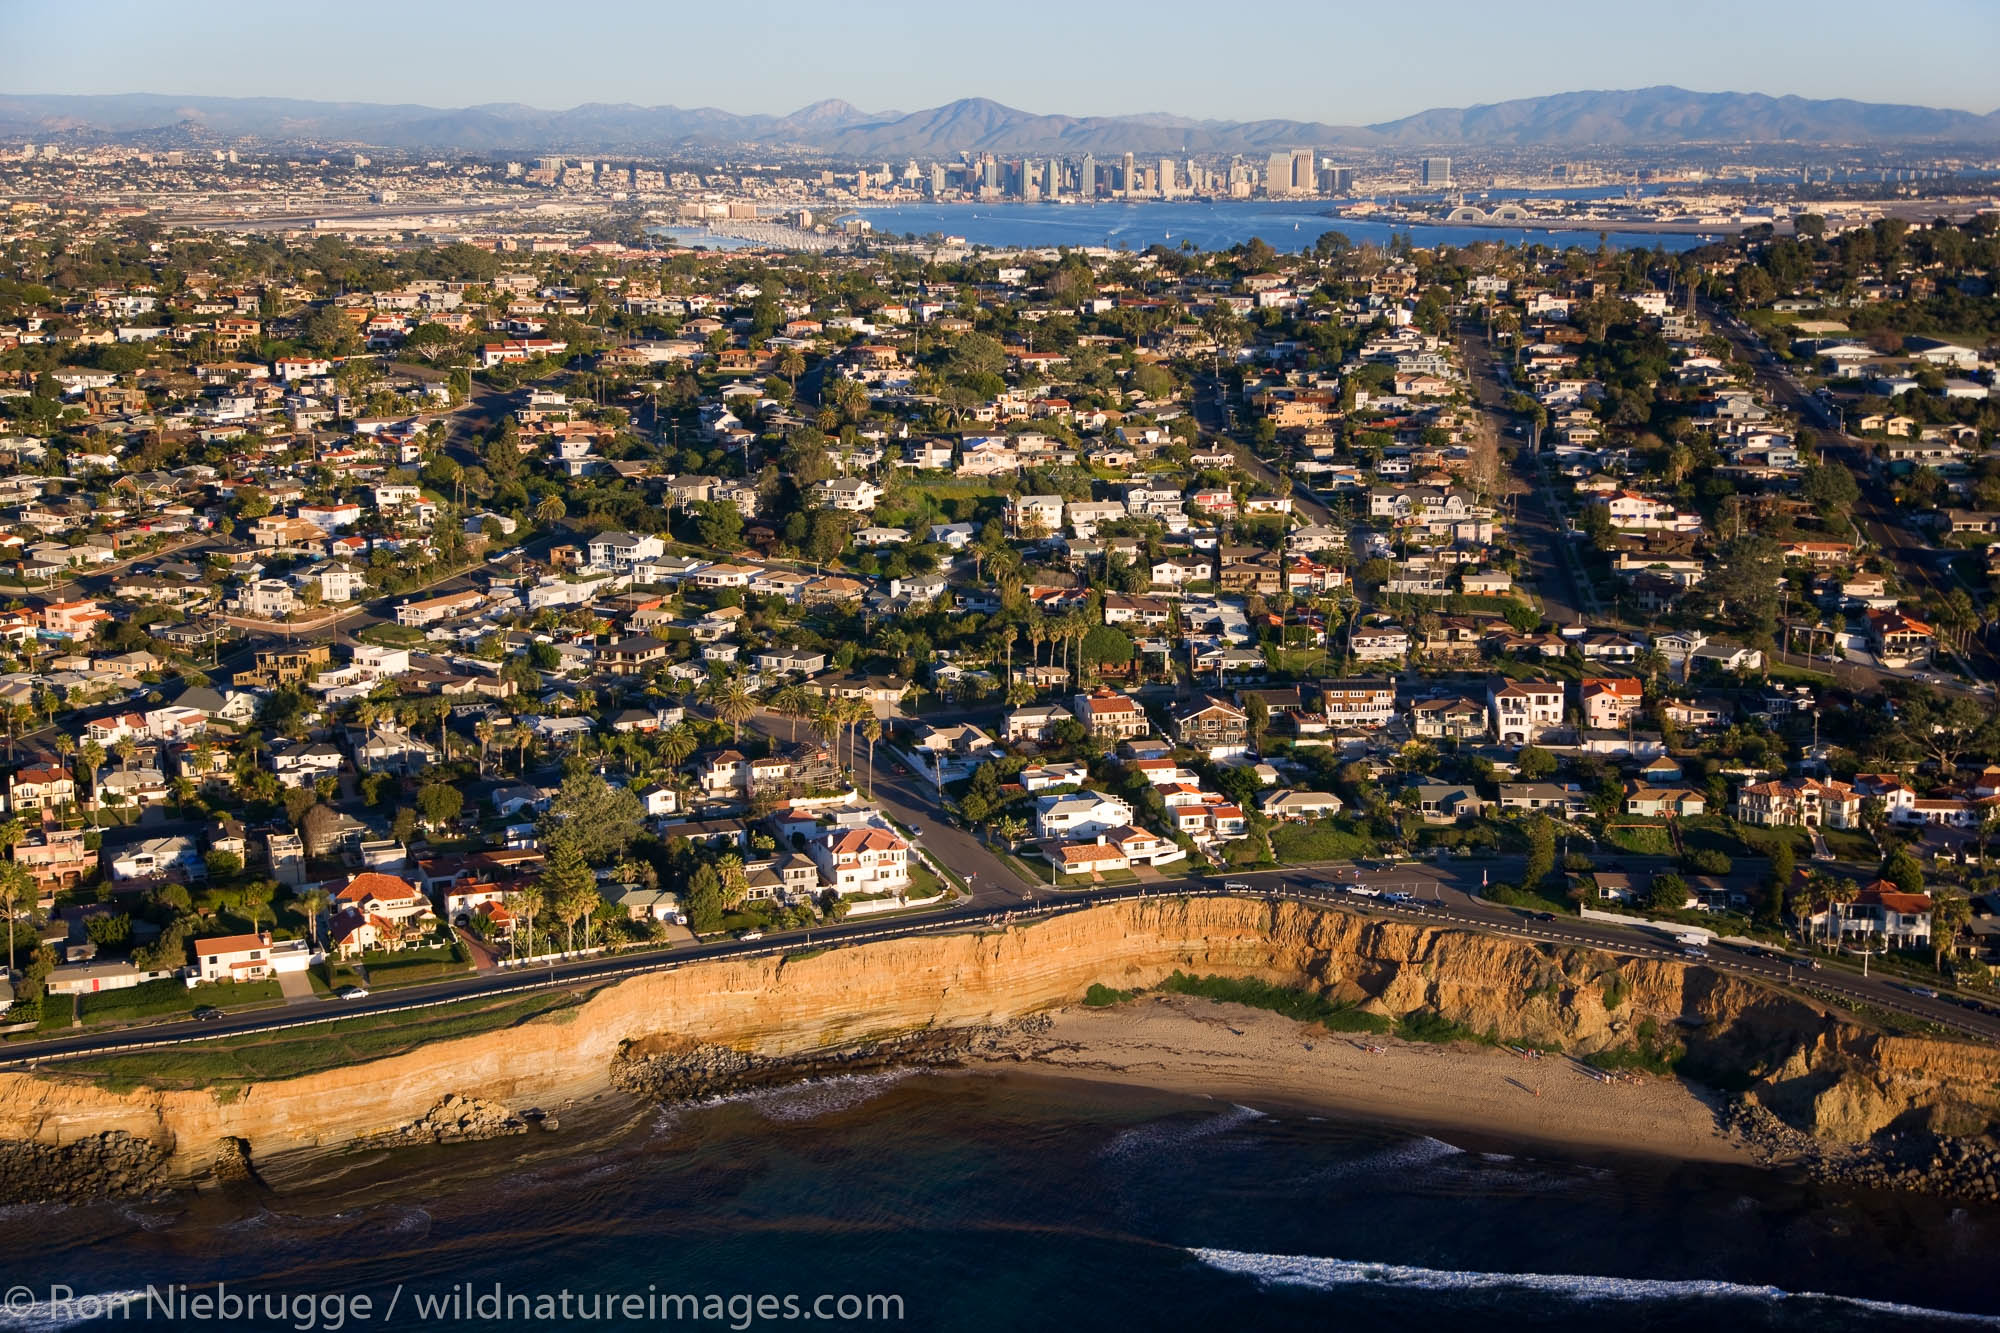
3;0;1997;122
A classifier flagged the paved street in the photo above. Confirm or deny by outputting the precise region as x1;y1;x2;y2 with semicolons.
7;861;1994;1069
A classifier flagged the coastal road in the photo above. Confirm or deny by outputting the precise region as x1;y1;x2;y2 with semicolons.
8;864;1996;1070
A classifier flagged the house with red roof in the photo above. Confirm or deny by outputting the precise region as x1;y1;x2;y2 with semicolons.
328;871;438;957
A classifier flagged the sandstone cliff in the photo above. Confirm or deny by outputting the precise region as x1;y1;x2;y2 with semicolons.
0;897;1992;1195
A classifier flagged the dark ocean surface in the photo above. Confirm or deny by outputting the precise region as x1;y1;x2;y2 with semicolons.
6;1070;1997;1332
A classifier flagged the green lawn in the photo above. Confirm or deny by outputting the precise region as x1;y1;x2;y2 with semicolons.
77;977;283;1025
357;943;473;990
56;992;583;1091
1821;828;1878;862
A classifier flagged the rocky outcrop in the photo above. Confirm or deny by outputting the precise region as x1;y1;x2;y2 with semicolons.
0;898;1992;1196
612;1020;1045;1102
0;1129;169;1204
362;1094;529;1147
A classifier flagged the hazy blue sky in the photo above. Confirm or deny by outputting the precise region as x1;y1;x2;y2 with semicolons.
4;0;1996;121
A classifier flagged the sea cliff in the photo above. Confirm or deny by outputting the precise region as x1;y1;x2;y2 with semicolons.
0;897;1994;1198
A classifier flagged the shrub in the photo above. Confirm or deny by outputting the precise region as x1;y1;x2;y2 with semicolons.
1083;983;1136;1007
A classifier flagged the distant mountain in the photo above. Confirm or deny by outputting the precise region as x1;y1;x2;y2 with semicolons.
0;86;1994;154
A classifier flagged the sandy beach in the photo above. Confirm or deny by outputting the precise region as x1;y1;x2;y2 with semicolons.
974;994;1759;1166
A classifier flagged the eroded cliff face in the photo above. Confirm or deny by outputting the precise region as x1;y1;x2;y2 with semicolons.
0;897;1992;1193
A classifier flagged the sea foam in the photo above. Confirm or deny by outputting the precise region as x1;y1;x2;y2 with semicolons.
1189;1248;2000;1324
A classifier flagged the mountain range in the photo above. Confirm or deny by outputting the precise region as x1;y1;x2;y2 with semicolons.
2;86;1996;155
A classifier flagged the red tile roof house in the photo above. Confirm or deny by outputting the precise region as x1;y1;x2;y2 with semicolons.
192;930;312;982
1579;676;1644;731
328;871;439;957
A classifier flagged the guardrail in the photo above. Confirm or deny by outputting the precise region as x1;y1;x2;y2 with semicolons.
4;877;1991;1068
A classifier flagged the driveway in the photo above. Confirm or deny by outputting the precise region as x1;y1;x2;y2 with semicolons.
277;968;318;1004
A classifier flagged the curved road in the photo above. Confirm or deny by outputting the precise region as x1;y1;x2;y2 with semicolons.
7;860;1995;1070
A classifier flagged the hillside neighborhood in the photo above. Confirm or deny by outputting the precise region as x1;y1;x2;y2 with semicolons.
2;194;1999;1035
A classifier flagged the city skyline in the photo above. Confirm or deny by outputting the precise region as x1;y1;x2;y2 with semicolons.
3;0;1998;124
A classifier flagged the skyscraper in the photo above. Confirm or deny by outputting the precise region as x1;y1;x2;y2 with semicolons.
1421;157;1452;188
1320;164;1353;194
1046;158;1062;199
1079;153;1097;198
1157;156;1175;198
1291;149;1316;194
1264;151;1293;196
1121;152;1136;198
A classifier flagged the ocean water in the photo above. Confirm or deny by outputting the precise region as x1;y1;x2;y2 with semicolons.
5;1071;1997;1332
850;200;1713;254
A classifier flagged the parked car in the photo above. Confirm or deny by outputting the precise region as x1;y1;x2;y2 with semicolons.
191;1005;221;1022
337;986;369;1000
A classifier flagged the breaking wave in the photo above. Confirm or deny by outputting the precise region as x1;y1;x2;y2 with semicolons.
1189;1248;2000;1323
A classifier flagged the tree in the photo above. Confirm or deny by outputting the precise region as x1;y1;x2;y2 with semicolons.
1931;890;1972;970
539;773;644;864
686;863;726;934
696;500;744;551
1523;814;1556;891
1763;840;1795;928
511;884;543;958
706;675;755;744
535;838;595;954
416;782;463;828
1647;872;1689;912
1245;694;1270;754
1515;746;1557;781
1884;847;1925;898
0;862;29;975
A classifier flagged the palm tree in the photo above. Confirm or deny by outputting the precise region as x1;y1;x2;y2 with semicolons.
772;684;810;741
475;721;495;778
707;676;755;744
861;718;882;797
657;723;697;773
113;737;137;773
778;347;805;388
1931;890;1972;971
512;884;543;958
0;863;28;975
301;887;330;947
716;853;749;909
840;697;870;776
534;495;567;525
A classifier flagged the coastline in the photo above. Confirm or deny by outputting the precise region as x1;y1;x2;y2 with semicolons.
972;995;1761;1167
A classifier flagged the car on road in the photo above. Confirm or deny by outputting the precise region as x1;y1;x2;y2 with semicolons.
1681;946;1709;960
1308;880;1348;893
736;930;765;942
1905;986;1940;1000
908;826;922;839
192;1005;222;1022
1221;880;1253;892
1383;891;1417;904
337;986;369;1000
1529;912;1557;922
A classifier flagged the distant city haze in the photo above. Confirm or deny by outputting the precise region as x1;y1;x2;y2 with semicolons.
1;0;1996;123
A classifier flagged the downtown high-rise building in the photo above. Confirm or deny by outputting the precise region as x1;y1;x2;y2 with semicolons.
1121;152;1136;197
1157;156;1175;197
1420;156;1452;188
1264;150;1293;195
1290;148;1316;193
1046;158;1062;198
1079;153;1097;197
1319;164;1353;194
